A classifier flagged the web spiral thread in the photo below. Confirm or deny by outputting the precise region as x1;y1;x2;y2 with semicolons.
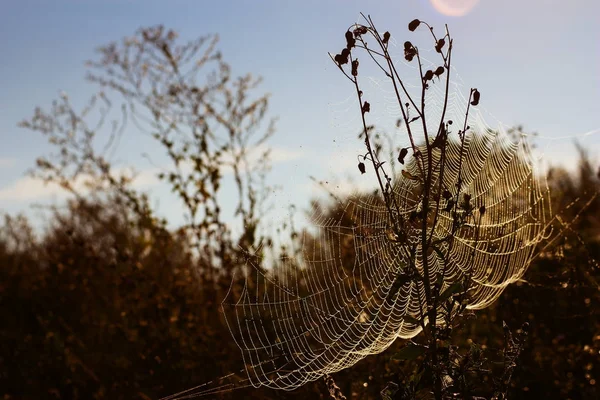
222;57;552;390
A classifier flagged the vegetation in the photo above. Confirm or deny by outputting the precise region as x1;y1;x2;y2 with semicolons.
1;21;599;400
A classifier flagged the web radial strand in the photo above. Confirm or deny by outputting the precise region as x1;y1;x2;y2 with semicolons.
222;82;551;391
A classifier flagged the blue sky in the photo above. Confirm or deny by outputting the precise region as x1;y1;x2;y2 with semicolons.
1;0;599;234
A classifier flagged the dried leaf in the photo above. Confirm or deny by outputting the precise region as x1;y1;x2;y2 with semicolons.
435;38;445;53
402;169;420;181
353;26;368;37
362;101;370;113
398;148;408;164
382;31;391;44
471;89;480;106
345;30;355;49
404;41;416;62
334;53;346;65
351;59;359;76
408;19;421;32
358;162;366;174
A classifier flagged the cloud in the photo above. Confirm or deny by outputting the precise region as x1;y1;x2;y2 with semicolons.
221;144;305;174
304;177;377;200
268;145;305;163
0;176;67;202
0;167;160;202
0;145;303;203
173;144;305;176
299;146;382;200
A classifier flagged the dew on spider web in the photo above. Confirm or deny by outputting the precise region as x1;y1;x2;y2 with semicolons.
214;102;552;392
167;55;554;400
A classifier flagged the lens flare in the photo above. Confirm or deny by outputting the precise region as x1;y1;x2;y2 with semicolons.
429;0;480;17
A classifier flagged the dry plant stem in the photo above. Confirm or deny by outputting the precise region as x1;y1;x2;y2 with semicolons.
428;128;449;247
381;53;425;176
364;38;424;174
416;49;434;312
362;14;422;116
355;15;424;175
333;17;484;399
427;30;453;247
434;89;475;250
330;46;404;234
357;17;435;302
345;30;409;226
351;72;398;228
450;89;475;236
429;89;476;398
415;23;457;400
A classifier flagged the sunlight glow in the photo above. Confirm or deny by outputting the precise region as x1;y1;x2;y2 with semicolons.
429;0;480;17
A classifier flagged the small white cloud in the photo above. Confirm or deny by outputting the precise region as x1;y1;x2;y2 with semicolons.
267;145;305;163
0;167;160;202
177;144;305;176
114;167;161;189
0;145;302;203
297;146;381;200
0;176;73;201
223;144;305;172
304;177;376;200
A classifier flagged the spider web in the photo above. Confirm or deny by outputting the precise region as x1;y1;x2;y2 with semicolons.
215;62;553;391
164;46;554;398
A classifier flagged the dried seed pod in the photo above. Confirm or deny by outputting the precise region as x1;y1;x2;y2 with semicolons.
435;38;445;52
358;162;366;174
351;59;359;76
403;41;416;62
471;89;480;106
402;169;420;181
398;148;408;164
408;19;420;31
345;30;355;49
382;31;391;44
353;25;368;37
334;49;350;65
362;101;370;114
